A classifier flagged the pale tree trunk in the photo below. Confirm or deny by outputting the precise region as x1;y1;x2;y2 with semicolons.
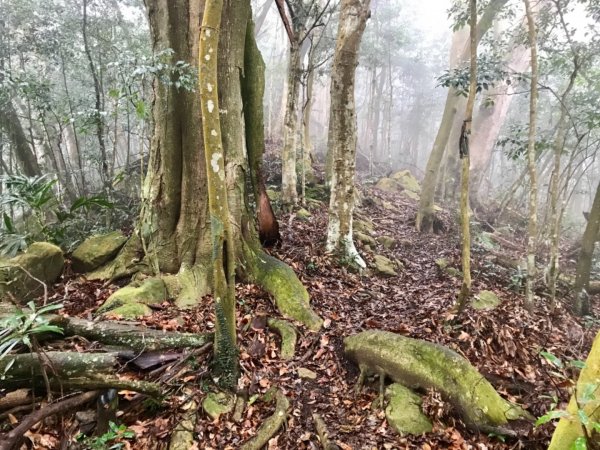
0;100;41;177
326;0;371;269
573;181;600;316
456;0;478;312
523;0;539;312
547;62;578;306
470;46;529;201
416;0;508;232
281;39;301;209
301;44;317;190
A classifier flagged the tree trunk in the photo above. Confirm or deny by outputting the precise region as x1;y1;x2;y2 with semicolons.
0;100;41;177
281;39;301;209
325;0;371;268
416;0;509;232
523;0;539;312
573;181;600;316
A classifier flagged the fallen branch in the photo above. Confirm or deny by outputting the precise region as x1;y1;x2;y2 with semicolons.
0;391;99;450
240;389;289;450
313;413;339;450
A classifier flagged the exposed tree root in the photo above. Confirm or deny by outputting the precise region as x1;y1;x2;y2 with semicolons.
267;318;297;360
244;244;323;331
50;316;212;352
86;235;147;283
168;391;197;450
345;330;533;431
313;413;339;450
0;390;99;450
240;389;290;450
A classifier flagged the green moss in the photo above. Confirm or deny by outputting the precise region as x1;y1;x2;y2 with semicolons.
202;392;235;420
0;242;64;301
354;218;375;234
71;231;127;273
373;255;397;277
98;278;166;314
296;208;312;220
385;384;432;435
245;246;322;331
473;290;501;310
390;170;421;193
345;330;532;428
375;178;402;193
267;318;297;360
87;236;146;281
376;236;396;249
355;231;376;246
106;303;153;318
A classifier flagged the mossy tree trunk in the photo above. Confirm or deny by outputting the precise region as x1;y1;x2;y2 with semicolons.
325;0;371;269
573;181;600;315
523;0;539;312
456;0;478;312
415;0;508;232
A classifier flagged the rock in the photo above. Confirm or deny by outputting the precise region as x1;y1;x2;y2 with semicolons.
385;384;432;435
106;302;153;318
377;236;396;249
355;231;376;246
375;177;402;193
0;242;64;301
98;278;167;315
436;258;461;278
401;190;420;201
472;290;501;310
71;231;127;273
296;208;312;220
390;170;421;193
297;367;317;380
354;218;375;234
266;189;281;201
202;392;235;420
374;255;397;277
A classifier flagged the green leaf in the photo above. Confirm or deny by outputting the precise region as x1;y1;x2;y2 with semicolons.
578;409;590;426
541;351;564;368
535;410;569;426
570;360;587;369
571;436;587;450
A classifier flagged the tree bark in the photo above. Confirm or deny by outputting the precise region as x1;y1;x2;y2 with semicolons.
325;0;371;269
0;100;41;177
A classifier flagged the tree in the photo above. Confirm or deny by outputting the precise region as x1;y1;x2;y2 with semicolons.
132;0;322;383
523;0;539;312
326;0;370;268
456;0;478;312
415;0;509;233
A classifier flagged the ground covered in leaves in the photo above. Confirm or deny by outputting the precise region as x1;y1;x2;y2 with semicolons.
12;183;600;450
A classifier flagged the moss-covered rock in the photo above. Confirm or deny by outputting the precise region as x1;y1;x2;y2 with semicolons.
354;218;375;234
385;384;432;435
297;367;317;379
472;290;501;310
107;302;153;318
374;255;397;277
375;177;401;193
71;231;127;273
355;231;376;246
344;330;532;430
0;242;64;301
296;208;312;220
390;170;421;193
98;278;166;315
401;190;420;201
377;236;396;249
202;392;235;420
435;258;462;278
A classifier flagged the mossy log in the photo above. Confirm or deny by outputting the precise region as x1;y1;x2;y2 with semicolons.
50;316;212;352
267;318;297;360
0;351;160;396
240;389;289;450
344;330;532;431
245;245;322;331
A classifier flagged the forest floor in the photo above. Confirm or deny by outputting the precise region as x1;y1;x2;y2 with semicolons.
23;183;600;449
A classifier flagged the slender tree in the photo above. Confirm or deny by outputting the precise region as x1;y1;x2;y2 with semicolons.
326;0;370;268
523;0;539;312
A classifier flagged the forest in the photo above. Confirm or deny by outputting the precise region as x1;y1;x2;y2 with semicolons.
0;0;600;448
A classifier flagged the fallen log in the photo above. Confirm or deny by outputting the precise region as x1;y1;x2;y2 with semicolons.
344;330;532;431
49;316;212;352
0;351;161;396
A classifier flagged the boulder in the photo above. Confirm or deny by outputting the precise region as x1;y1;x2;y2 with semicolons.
202;392;235;420
296;208;312;220
354;218;375;234
374;255;397;277
71;231;127;273
385;384;432;435
376;236;396;249
355;231;376;246
390;170;421;193
375;178;401;193
0;242;64;301
98;278;167;316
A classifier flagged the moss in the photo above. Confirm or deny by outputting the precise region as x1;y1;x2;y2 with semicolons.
98;278;166;315
376;236;396;249
0;242;64;301
202;392;235;420
401;190;420;201
354;218;375;234
245;246;322;331
175;264;210;308
87;236;146;282
473;290;501;310
240;390;289;450
107;303;153;318
373;255;398;277
212;299;239;389
385;384;432;435
375;177;402;193
390;170;421;193
296;208;312;220
267;318;297;360
355;231;376;246
344;330;532;429
71;231;127;273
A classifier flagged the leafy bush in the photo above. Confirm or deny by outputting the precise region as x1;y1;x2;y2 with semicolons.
76;421;135;450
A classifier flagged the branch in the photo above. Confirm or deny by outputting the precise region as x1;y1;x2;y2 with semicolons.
275;0;295;43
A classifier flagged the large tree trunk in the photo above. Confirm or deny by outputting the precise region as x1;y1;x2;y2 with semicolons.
0;100;41;177
325;0;370;269
416;0;509;232
573;181;600;315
